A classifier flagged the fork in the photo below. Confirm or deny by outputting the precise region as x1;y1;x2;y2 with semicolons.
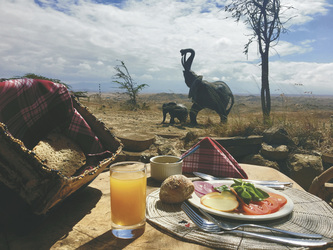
181;202;328;247
198;207;322;239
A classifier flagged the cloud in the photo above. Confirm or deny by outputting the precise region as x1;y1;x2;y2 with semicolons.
271;41;313;57
0;0;332;96
283;0;332;26
266;61;333;95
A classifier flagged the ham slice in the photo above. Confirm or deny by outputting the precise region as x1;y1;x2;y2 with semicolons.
193;181;216;197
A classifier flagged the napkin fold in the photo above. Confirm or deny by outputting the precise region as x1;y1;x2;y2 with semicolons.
181;137;248;178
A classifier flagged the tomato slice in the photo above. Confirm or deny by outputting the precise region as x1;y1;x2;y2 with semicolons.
242;193;287;215
259;197;280;213
268;193;287;207
242;202;271;215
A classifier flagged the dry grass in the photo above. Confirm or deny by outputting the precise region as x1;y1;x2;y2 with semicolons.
205;109;333;154
82;93;333;154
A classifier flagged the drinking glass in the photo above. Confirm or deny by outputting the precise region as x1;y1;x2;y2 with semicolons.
110;161;147;239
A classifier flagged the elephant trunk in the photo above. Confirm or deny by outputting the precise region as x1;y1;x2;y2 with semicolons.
180;48;195;72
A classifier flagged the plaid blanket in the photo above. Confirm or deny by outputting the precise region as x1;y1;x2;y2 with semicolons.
0;78;110;158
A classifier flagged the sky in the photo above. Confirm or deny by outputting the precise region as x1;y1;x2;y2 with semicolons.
1;0;333;96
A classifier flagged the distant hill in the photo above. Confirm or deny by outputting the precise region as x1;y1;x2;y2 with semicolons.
140;93;189;103
86;92;333;113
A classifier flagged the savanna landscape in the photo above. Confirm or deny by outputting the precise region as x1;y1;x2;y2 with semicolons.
81;92;333;157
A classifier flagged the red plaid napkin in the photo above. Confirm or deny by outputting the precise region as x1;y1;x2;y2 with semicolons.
181;137;248;178
0;79;110;159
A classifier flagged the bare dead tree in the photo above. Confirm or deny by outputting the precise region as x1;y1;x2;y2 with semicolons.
225;0;293;121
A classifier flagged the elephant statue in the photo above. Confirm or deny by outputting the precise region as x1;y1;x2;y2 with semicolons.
180;48;234;124
162;102;188;124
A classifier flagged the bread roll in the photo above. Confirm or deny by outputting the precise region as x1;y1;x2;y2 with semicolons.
159;175;194;204
33;133;86;176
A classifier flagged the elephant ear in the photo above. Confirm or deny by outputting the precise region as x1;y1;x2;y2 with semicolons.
188;74;203;99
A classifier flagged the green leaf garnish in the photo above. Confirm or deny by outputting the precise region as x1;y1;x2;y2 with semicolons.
214;184;230;192
215;179;269;204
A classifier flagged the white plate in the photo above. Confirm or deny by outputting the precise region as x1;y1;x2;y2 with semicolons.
188;180;294;221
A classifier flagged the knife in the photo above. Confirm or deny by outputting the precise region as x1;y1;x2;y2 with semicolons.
193;172;293;189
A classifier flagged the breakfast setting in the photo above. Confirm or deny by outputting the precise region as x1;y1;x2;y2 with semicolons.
0;79;332;250
146;137;333;249
2;0;333;249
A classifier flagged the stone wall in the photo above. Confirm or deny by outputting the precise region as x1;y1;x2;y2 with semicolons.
114;127;332;191
210;127;330;191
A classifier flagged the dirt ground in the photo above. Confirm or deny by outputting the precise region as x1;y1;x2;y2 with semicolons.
80;96;223;157
81;98;219;140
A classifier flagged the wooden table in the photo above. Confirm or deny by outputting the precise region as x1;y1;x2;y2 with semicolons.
0;164;310;249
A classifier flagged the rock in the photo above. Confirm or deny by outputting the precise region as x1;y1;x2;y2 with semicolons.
241;154;280;170
140;152;157;163
263;126;293;145
183;131;198;144
117;133;155;152
157;143;181;156
288;154;324;190
260;143;289;161
115;151;156;163
210;135;263;147
322;153;333;170
154;136;182;156
156;133;182;139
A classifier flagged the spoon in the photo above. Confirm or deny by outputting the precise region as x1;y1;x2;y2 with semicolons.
177;145;200;162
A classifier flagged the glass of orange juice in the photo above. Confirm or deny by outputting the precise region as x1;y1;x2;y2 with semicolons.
110;161;147;239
